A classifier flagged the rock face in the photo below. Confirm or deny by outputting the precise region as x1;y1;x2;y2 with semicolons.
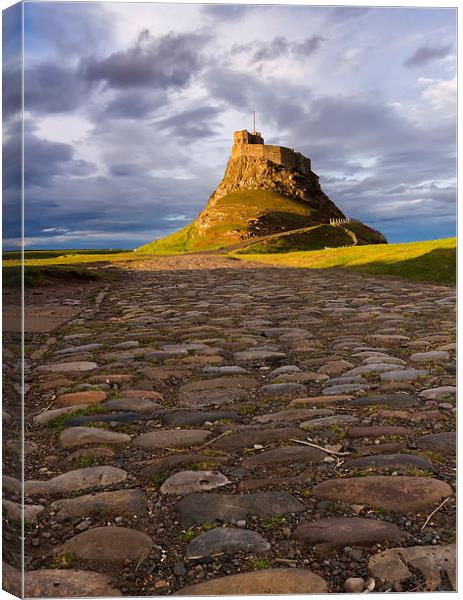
138;130;386;252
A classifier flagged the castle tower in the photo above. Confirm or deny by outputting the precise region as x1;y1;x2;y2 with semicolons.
233;129;264;145
232;129;313;177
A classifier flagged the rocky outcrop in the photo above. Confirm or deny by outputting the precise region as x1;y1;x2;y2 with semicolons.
139;132;386;252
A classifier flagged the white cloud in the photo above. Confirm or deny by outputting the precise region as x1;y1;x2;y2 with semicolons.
422;77;456;115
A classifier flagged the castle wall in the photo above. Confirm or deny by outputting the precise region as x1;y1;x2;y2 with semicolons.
232;142;312;176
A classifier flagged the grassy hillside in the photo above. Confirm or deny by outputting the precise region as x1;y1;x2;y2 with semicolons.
237;225;354;253
237;222;385;254
137;189;325;253
235;238;456;285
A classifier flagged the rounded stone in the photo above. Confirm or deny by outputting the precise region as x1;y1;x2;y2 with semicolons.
58;427;131;449
419;386;456;400
255;408;332;424
313;476;453;513
37;361;98;373
346;426;411;439
55;391;108;407
160;470;230;495
416;432;456;455
60;527;153;563
410;351;450;363
368;544;456;591
185;527;270;559
294;517;403;548
344;577;365;593
25;569;121;597
50;489;147;518
380;369;426;382
212;427;301;450
259;382;307;398
33;405;88;425
300;414;358;430
175;492;304;527
343;454;435;473
350;394;416;409
134;429;210;449
25;466;128;496
242;446;325;470
176;568;328;594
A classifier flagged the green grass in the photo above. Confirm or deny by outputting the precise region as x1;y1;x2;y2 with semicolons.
52;552;77;569
238;222;386;255
137;189;324;253
47;404;106;431
237;225;353;253
235;238;456;285
3;249;125;260
3;250;135;288
136;223;197;254
150;472;169;485
260;514;288;529
177;522;217;542
245;558;272;570
4;252;135;268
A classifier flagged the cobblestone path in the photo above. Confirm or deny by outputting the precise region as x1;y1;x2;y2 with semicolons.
9;255;456;595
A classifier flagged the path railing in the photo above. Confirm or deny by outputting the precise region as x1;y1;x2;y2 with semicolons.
329;218;351;225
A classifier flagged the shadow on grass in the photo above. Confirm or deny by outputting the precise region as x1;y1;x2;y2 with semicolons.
346;248;456;286
3;265;119;288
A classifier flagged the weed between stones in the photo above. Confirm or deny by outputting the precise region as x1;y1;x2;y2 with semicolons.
177;523;218;542
47;404;106;431
245;558;272;570
260;515;288;529
52;551;77;569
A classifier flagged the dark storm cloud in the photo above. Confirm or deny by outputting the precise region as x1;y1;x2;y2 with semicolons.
104;90;168;119
109;163;143;177
242;87;456;237
24;28;212;116
203;68;307;129
2;119;95;190
2;64;21;119
233;35;326;62
155;106;222;139
299;96;414;145
82;30;211;89
24;133;95;187
404;43;453;67
25;63;92;114
3;4;22;120
23;165;214;246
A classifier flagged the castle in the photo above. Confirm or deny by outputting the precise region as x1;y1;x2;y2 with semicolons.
232;129;315;178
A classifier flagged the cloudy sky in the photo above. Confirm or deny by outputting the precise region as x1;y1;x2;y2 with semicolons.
3;2;457;248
